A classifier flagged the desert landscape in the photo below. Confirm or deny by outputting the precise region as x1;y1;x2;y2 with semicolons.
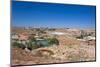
11;1;96;66
11;27;96;66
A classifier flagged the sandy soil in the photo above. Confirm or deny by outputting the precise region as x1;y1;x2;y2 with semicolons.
12;37;95;65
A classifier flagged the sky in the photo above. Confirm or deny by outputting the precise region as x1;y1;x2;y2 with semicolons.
12;1;96;29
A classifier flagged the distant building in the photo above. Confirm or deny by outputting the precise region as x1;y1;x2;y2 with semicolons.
11;33;19;40
84;36;95;40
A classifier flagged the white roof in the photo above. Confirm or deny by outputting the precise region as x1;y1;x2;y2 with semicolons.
50;32;66;35
84;36;95;40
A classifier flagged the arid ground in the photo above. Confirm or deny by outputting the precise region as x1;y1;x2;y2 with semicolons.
11;28;96;66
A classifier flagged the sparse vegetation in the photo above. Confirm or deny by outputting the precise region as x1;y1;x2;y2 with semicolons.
47;38;59;46
12;42;26;49
76;30;91;39
12;27;95;65
26;41;39;50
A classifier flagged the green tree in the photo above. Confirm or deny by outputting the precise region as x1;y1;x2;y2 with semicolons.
12;42;26;49
47;38;59;45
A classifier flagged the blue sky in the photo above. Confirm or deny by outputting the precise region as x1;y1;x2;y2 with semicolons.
12;1;96;28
